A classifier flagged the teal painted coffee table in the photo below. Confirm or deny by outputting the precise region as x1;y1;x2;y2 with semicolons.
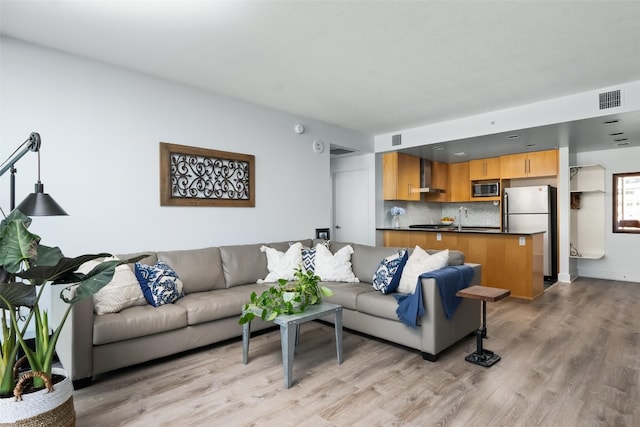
242;301;343;388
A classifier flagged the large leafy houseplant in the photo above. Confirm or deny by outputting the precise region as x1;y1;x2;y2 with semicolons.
239;266;333;325
0;209;144;399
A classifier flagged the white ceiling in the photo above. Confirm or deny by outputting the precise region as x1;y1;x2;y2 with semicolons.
1;0;640;159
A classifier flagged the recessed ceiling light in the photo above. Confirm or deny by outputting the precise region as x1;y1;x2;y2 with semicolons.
614;138;629;142
603;119;620;124
609;132;624;136
453;152;467;157
432;146;444;151
616;142;630;146
506;134;519;139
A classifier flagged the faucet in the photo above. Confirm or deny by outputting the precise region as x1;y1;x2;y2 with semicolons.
457;206;468;231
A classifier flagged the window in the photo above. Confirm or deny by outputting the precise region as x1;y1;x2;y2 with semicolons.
613;172;640;233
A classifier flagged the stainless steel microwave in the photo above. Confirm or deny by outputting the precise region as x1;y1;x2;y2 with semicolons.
473;181;500;197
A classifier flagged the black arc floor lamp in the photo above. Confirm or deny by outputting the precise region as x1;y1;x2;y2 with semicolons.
0;132;68;216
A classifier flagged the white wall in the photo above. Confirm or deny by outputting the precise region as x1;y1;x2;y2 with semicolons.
575;146;640;282
0;37;373;256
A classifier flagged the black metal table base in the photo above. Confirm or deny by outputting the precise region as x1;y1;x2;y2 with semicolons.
465;300;501;368
465;348;501;367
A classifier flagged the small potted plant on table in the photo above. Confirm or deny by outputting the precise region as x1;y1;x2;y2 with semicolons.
239;266;333;324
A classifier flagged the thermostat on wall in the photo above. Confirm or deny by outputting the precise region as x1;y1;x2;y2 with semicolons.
312;139;324;153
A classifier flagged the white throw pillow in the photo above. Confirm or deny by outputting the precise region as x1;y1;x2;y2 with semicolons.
78;257;147;315
258;242;303;283
397;247;449;294
314;243;359;283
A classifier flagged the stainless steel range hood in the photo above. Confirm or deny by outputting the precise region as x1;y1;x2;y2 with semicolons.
418;159;445;193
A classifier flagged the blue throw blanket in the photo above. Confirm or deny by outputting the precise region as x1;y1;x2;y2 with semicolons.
394;265;475;328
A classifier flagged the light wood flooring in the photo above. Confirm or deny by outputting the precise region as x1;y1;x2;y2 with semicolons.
72;277;640;426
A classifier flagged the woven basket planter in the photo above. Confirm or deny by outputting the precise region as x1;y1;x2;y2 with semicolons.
0;368;75;427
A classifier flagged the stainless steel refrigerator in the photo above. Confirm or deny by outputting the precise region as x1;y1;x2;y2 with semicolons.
503;185;557;280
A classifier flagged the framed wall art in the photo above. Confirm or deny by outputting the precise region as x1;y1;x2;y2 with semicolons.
159;142;255;207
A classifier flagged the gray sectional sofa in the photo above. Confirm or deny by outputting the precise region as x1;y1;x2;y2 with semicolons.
51;239;481;387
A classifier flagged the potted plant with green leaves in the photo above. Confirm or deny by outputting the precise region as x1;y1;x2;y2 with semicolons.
239;266;333;324
0;209;144;425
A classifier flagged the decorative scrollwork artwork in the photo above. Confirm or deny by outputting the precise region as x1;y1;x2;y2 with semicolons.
160;142;255;207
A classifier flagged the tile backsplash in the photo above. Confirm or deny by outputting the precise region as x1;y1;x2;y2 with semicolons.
383;201;501;228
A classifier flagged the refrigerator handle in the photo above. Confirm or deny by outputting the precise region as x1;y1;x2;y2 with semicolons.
503;192;509;232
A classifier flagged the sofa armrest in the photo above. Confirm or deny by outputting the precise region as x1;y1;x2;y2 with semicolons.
50;285;94;382
419;263;482;357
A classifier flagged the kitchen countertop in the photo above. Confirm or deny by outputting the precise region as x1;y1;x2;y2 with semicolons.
377;227;546;235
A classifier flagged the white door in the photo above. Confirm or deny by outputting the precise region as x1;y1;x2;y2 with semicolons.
333;169;369;244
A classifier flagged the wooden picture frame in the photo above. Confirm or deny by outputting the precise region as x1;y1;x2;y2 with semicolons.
160;142;255;207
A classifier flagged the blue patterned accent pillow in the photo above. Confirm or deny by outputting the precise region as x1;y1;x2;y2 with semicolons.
300;240;330;272
372;249;408;294
135;260;184;307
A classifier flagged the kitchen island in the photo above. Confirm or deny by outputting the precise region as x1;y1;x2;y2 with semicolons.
378;227;545;300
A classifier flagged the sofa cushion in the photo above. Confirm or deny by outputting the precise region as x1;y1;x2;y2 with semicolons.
258;242;303;283
93;303;188;345
356;289;403;322
351;244;408;284
116;251;158;266
372;249;409;294
174;284;265;325
158;247;226;293
428;249;464;266
267;239;313;252
314;244;359;283
219;243;268;288
398;247;449;294
321;282;373;310
135;260;185;307
328;241;353;253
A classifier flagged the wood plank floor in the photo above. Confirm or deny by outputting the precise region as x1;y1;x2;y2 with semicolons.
72;277;640;426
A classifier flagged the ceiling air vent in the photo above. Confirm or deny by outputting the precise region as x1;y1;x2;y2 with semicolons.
330;144;356;155
599;89;621;110
392;134;402;146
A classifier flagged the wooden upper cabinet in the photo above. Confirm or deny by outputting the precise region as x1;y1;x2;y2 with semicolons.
469;157;501;180
500;149;558;178
424;161;449;202
528;150;558;177
448;162;470;202
383;152;421;201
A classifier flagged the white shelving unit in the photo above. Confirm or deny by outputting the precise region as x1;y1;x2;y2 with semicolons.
569;165;605;259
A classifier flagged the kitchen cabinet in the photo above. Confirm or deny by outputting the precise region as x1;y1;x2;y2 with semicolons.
383;152;421;201
469;157;501;180
569;165;605;260
448;162;470;202
383;230;411;247
423;161;449;202
500;149;558;179
382;230;544;300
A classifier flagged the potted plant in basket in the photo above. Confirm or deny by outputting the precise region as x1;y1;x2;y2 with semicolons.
239;266;333;324
0;209;145;425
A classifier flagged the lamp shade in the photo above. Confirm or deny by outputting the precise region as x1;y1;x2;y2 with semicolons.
15;181;68;216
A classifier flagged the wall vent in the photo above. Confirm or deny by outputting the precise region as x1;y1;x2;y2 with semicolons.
599;89;621;110
392;134;402;146
330;144;356;156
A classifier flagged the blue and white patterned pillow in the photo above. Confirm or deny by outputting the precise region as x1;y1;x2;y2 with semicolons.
135;260;184;307
300;240;330;272
372;249;408;294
